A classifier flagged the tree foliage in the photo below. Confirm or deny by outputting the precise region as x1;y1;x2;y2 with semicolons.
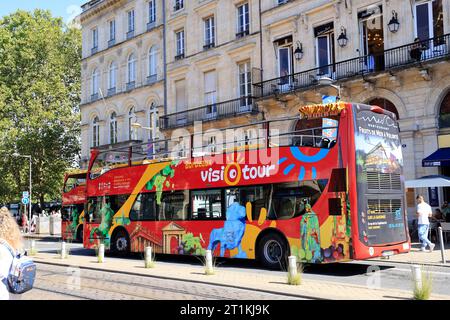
0;10;81;204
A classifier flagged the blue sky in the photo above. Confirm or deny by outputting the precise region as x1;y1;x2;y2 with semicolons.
0;1;87;22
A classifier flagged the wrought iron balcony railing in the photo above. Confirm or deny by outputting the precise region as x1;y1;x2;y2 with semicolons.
159;96;257;130
253;33;450;99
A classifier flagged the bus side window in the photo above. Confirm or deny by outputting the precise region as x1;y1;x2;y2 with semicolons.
130;193;157;221
191;190;222;220
329;168;347;192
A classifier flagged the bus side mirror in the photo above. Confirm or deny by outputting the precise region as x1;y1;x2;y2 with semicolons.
328;168;347;192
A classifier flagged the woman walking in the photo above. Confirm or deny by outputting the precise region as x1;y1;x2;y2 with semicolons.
0;206;24;300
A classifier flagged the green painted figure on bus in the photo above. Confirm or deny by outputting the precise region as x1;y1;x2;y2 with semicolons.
89;202;115;246
300;204;322;263
67;207;80;237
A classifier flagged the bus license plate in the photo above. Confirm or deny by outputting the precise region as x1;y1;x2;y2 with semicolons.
382;251;394;257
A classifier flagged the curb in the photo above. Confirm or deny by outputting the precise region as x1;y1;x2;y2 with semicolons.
371;259;450;268
33;259;327;301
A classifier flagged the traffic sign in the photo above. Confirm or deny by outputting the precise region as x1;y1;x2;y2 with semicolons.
21;197;29;205
22;191;29;199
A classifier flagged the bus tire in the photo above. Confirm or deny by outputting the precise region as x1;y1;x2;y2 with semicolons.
256;232;288;270
76;226;83;243
111;229;130;256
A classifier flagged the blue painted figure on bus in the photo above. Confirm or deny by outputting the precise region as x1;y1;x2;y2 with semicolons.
300;204;322;263
207;200;247;258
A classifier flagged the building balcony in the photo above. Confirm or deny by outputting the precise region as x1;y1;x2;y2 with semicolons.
147;21;156;31
107;87;116;96
236;30;249;39
253;33;450;100
90;93;99;102
108;38;116;48
126;30;135;40
159;96;257;130
175;53;185;61
203;42;215;50
126;81;135;91
146;74;158;85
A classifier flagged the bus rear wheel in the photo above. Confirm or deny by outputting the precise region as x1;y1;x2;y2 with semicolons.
111;229;130;256
257;233;288;270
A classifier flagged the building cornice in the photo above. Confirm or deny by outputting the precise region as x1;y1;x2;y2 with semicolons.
80;0;125;24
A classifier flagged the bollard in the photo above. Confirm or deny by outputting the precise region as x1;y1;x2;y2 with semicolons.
98;244;105;263
411;265;422;290
145;246;153;268
31;240;36;252
61;241;66;259
438;227;447;265
288;256;298;279
205;250;214;274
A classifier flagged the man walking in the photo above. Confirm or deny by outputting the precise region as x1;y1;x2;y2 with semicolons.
416;195;435;252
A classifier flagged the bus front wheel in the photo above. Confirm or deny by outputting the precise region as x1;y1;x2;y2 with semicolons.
257;233;288;270
111;229;130;256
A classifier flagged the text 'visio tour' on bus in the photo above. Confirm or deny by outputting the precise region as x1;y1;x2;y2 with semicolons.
61;170;87;242
83;102;410;269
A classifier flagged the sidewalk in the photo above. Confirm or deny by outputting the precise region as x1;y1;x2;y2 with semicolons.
29;250;450;300
371;242;450;267
22;233;61;241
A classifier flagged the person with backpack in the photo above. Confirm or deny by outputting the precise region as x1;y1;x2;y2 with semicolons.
0;206;36;300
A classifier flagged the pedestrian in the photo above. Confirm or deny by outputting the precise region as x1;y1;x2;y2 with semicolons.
416;195;435;252
21;212;28;234
0;206;24;300
442;201;450;222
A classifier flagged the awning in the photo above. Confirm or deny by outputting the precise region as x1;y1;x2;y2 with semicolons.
405;175;450;188
422;148;450;167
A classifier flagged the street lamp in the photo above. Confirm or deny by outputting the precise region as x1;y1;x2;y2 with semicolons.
317;76;341;100
388;10;400;33
12;152;32;234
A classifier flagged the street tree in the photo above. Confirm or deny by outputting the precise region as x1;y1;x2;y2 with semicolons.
0;9;81;205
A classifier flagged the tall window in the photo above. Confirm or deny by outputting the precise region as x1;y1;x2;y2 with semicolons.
148;46;157;79
174;0;184;11
238;61;252;108
415;0;444;49
128;107;137;140
127;9;135;33
91;68;99;96
109;112;118;144
149;0;156;23
108;62;117;91
149;103;159;141
204;71;217;106
275;36;293;86
109;20;116;41
204;17;215;48
175;29;185;58
92;117;100;147
127;53;136;84
314;23;335;77
438;91;450;128
175;79;186;113
92;28;98;49
237;3;249;37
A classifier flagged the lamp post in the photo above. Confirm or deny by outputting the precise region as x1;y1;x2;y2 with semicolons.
317;76;341;100
12;153;32;233
132;122;157;159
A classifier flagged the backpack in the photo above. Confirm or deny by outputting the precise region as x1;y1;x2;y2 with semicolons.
0;239;36;294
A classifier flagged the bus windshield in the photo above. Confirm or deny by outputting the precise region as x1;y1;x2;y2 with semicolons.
355;107;407;246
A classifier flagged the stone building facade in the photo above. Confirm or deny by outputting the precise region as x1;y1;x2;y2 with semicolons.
80;0;450;215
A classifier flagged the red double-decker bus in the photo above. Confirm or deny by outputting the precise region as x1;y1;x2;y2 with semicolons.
83;102;410;269
61;170;87;242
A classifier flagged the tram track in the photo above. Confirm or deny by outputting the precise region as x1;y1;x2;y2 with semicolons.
31;262;308;300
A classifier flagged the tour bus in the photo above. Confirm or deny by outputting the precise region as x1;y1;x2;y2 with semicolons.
61;170;87;242
83;102;410;269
